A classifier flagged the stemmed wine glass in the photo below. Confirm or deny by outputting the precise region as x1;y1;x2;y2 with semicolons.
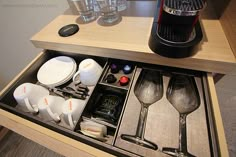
121;69;163;150
163;75;200;157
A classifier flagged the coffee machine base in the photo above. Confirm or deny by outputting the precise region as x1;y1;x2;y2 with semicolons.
149;0;203;58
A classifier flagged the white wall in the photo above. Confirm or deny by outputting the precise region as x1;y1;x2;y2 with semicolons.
0;0;69;90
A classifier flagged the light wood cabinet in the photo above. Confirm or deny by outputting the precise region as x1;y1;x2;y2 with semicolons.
0;1;234;157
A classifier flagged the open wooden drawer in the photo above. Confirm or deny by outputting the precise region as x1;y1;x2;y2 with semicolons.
0;50;229;157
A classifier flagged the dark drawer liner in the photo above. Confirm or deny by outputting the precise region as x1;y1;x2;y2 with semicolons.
0;50;219;157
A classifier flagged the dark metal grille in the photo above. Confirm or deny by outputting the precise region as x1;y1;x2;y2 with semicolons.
164;0;205;11
157;24;194;42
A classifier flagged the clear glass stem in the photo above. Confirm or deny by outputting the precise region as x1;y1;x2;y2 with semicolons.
135;103;149;139
179;114;188;153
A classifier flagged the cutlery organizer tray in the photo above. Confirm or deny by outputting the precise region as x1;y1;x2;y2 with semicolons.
0;50;219;157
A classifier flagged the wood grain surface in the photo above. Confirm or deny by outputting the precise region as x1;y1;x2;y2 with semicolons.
0;109;116;157
219;0;236;57
210;0;236;56
31;1;236;74
0;126;9;141
207;74;229;157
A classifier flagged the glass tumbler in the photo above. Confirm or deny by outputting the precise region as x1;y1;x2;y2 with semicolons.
93;0;100;12
70;0;96;22
96;0;119;23
117;0;127;11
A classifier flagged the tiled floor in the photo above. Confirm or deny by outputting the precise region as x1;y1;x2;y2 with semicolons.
0;131;63;157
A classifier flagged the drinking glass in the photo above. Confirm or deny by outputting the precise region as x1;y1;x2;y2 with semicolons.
70;0;96;22
163;75;200;157
117;0;127;11
96;0;119;23
121;69;163;150
93;0;100;12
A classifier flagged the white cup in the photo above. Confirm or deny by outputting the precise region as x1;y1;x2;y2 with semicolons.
73;59;102;86
13;83;49;113
38;95;65;122
62;98;86;128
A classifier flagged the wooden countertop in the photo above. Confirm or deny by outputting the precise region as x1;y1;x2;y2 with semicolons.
31;1;236;74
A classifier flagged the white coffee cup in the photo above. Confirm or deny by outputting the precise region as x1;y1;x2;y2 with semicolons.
38;95;65;122
13;83;49;113
62;98;85;128
72;59;102;86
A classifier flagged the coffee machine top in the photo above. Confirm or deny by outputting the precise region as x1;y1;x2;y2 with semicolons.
163;0;206;16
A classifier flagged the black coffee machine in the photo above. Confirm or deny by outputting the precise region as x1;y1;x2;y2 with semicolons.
149;0;207;58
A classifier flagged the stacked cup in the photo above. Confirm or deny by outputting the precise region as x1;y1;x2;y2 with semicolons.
13;83;49;113
13;58;103;128
62;99;86;128
37;95;65;122
73;58;103;86
13;83;86;128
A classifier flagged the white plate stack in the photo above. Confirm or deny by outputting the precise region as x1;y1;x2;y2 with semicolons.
37;56;77;87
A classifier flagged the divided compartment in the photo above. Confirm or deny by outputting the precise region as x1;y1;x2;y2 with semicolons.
99;59;136;90
115;67;213;157
74;84;129;145
0;50;113;137
42;83;96;131
0;51;220;156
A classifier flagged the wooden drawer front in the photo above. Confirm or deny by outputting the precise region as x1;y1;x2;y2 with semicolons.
0;51;229;157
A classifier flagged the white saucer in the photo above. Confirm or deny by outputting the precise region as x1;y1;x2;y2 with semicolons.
37;56;77;87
